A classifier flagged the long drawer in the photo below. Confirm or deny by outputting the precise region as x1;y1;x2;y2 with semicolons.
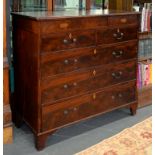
97;25;138;45
41;16;108;34
40;15;138;34
41;61;136;105
42;80;136;131
41;30;96;52
41;41;137;78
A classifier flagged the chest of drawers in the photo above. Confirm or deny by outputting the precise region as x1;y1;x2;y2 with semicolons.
12;10;140;150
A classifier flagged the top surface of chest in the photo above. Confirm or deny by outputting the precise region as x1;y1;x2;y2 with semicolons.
12;10;140;35
12;9;140;20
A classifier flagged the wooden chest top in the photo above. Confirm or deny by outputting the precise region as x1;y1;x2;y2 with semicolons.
12;9;140;20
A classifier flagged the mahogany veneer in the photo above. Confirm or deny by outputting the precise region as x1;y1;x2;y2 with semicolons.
12;10;140;150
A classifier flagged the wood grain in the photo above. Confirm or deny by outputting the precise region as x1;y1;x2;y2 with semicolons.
41;41;137;77
41;30;96;52
40;17;108;34
42;81;136;131
41;61;136;104
97;25;138;45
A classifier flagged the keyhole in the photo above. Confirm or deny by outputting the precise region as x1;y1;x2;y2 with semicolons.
69;33;72;39
117;28;120;33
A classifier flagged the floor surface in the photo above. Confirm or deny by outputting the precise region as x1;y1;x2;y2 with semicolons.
4;105;152;155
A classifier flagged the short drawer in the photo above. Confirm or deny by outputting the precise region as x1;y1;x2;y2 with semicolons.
41;61;136;104
41;30;96;52
41;41;138;78
40;17;108;34
108;15;138;26
97;25;138;45
41;81;136;131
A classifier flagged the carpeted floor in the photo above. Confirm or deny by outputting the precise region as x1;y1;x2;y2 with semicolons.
75;117;152;155
4;105;152;155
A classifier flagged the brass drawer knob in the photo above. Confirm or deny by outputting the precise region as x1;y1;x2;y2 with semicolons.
64;59;69;64
112;71;123;79
111;95;115;100
120;51;123;54
64;84;68;89
93;70;96;76
74;59;78;63
73;82;77;86
64;110;69;115
64;33;77;44
113;28;124;40
118;93;123;98
73;107;78;111
63;39;69;44
72;38;77;43
112;50;123;58
93;93;96;100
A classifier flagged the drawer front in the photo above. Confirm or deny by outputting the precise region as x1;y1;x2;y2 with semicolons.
42;81;136;131
41;61;136;105
41;41;138;78
108;15;138;26
41;17;108;34
41;30;96;52
97;25;138;45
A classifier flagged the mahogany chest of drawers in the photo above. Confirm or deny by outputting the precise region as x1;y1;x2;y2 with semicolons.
12;10;140;150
